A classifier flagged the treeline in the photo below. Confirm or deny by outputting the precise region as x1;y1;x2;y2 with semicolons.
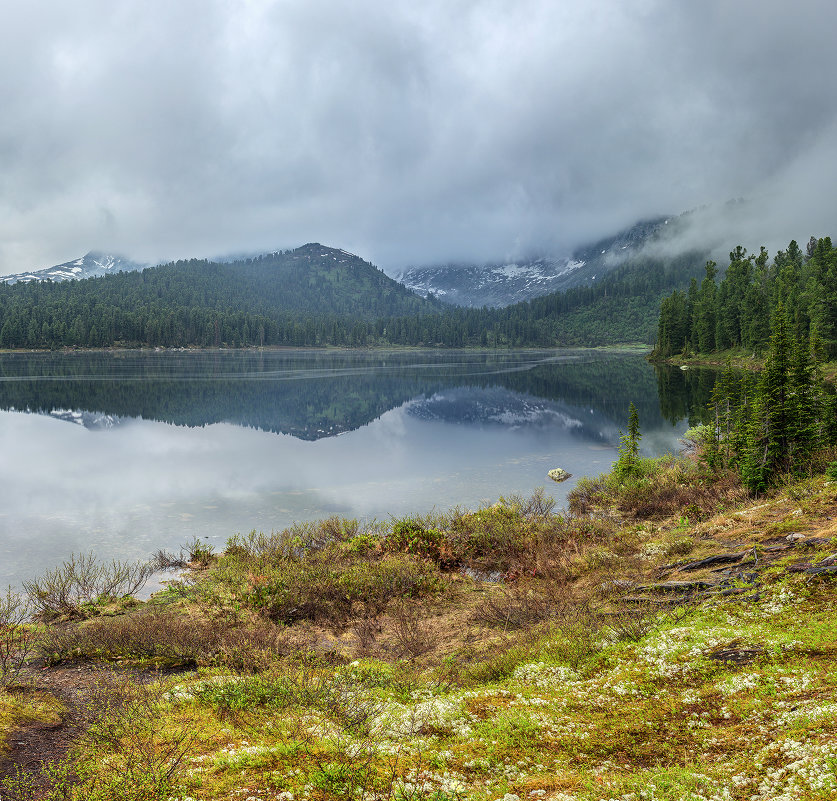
655;237;837;359
0;244;704;350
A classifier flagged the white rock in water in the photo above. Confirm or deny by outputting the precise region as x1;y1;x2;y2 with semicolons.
548;468;571;483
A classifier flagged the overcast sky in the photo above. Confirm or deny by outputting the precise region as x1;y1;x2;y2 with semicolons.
1;0;836;276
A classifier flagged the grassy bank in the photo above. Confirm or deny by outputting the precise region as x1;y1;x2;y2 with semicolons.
2;449;837;800
652;348;837;384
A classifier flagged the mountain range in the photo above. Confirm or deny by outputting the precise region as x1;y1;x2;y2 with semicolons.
395;216;675;307
0;216;682;308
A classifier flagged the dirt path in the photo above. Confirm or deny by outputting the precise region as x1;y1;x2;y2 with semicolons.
0;662;190;798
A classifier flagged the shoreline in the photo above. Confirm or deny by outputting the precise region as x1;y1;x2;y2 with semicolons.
651;348;837;383
0;342;654;356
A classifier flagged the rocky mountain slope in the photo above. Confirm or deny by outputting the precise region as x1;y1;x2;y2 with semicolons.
1;252;147;284
395;216;676;307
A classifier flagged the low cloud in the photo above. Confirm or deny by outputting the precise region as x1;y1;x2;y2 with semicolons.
1;0;836;274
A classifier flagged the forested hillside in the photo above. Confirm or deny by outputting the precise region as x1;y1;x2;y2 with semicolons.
0;242;704;349
0;244;442;348
655;236;837;359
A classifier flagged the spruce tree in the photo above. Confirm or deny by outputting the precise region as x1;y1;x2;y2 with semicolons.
741;304;794;492
614;402;642;480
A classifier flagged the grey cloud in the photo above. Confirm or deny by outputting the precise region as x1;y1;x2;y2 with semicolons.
1;0;836;274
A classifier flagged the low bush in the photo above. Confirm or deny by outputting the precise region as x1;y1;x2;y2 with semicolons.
180;536;215;567
246;548;440;625
23;553;154;621
0;587;37;687
471;587;552;630
1;673;192;801
391;601;434;658
568;453;748;520
194;661;382;733
387;518;444;562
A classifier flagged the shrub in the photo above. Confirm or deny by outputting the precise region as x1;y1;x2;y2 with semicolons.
79;674;192;800
471;587;552;630
1;674;192;801
387;518;444;561
827;461;837;480
446;503;529;569
391;601;434;658
23;553;154;620
181;536;215;567
37;609;288;669
194;661;382;733
247;549;439;625
568;453;748;520
0;587;37;687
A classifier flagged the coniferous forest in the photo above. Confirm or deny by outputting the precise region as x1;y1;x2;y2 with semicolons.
653;236;837;492
0;244;705;349
655;236;837;360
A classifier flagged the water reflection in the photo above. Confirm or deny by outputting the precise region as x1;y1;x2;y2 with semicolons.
0;349;713;589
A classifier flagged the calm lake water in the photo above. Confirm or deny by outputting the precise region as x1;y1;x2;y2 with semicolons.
0;349;714;589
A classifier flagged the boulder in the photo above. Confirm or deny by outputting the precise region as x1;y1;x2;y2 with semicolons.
547;467;572;483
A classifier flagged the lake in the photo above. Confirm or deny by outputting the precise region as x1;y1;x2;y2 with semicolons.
0;349;714;589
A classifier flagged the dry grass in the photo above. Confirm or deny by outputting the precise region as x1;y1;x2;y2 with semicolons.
37;610;289;671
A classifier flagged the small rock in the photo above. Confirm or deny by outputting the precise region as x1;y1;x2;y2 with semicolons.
548;467;571;483
786;532;805;542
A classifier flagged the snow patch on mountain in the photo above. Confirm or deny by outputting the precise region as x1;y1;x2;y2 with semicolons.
394;215;676;308
2;252;147;284
395;256;586;308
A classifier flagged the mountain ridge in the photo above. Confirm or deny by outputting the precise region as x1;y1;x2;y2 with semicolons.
1;251;147;285
395;215;676;307
2;215;685;310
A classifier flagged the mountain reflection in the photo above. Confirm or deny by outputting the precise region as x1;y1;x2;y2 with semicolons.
0;349;711;439
0;349;717;592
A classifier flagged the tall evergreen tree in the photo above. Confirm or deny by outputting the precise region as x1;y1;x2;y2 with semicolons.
741;305;793;492
693;261;718;353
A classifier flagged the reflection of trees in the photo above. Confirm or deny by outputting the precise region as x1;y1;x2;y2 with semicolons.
654;365;716;427
0;351;711;440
